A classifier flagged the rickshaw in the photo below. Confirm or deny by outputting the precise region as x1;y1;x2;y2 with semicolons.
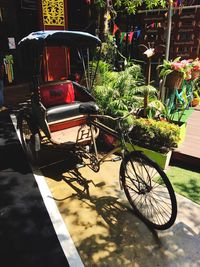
17;30;177;230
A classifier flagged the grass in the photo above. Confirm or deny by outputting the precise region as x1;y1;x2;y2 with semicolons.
166;162;200;205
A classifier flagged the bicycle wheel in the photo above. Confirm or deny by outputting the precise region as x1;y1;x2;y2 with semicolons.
120;151;177;230
18;114;40;165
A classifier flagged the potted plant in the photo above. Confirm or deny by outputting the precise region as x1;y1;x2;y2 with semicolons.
191;74;200;106
191;58;200;80
93;61;153;117
191;91;200;107
129;118;181;169
158;57;192;89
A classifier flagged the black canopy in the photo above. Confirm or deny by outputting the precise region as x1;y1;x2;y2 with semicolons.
18;30;101;48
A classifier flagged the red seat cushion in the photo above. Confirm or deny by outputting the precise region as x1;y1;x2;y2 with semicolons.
40;81;75;107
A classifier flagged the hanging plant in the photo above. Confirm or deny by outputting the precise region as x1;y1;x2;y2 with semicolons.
157;57;193;89
191;58;200;80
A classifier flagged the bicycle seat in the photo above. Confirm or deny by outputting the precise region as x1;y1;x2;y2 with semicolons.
46;101;99;123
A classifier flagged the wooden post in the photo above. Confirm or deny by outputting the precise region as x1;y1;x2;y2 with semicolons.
161;0;173;103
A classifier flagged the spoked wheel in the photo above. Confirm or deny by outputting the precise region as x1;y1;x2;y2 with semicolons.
120;151;177;230
18;115;40;166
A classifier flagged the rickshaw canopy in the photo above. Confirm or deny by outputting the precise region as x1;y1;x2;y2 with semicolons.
18;30;101;48
18;30;101;90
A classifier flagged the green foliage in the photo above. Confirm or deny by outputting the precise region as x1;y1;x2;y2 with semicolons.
101;35;118;66
193;91;199;99
93;61;157;117
94;0;167;14
193;76;200;98
130;118;180;153
157;57;193;80
145;99;179;122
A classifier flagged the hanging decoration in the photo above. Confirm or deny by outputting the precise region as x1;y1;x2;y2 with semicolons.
112;22;141;44
112;23;119;35
120;32;126;44
4;55;14;83
174;0;183;6
136;29;141;39
128;31;134;43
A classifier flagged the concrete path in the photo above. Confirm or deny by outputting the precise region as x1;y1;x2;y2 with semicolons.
0;110;70;267
41;154;200;267
6;108;200;266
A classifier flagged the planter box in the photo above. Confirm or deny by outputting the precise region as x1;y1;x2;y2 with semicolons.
176;121;186;146
126;143;172;170
172;107;194;124
172;108;194;145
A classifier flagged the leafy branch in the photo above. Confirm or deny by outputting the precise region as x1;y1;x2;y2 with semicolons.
93;0;167;14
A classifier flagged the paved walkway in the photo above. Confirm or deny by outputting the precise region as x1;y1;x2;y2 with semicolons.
0;110;69;267
42;153;200;267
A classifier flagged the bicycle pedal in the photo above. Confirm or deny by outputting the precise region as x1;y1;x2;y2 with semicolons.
112;156;121;162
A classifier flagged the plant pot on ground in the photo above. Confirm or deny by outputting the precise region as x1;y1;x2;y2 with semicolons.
191;97;200;107
191;91;200;107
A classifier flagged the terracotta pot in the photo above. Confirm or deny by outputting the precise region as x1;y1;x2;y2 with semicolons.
165;71;184;89
191;98;199;107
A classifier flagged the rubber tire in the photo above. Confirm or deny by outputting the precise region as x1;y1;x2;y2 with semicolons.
18;114;40;166
120;151;177;230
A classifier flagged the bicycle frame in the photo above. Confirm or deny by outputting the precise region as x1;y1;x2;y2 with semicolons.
77;114;153;195
75;114;134;173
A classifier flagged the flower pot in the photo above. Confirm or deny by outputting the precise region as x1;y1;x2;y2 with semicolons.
191;97;200;107
165;71;184;89
191;70;200;80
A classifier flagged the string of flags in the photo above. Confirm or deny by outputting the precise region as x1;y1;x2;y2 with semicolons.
112;23;141;44
112;19;165;44
110;0;186;45
174;0;183;7
146;22;162;28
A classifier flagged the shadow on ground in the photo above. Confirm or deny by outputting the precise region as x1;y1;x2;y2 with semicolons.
0;110;68;267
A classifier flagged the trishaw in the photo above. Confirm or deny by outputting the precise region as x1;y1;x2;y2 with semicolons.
17;30;177;230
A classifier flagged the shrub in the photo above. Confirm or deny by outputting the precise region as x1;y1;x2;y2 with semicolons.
93;61;158;117
129;118;180;153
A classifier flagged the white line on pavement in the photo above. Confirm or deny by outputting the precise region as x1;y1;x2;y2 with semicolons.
10;113;84;267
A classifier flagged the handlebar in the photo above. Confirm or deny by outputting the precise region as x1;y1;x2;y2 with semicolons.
93;108;135;122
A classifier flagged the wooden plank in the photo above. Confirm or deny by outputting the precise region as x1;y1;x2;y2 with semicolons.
173;105;200;167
